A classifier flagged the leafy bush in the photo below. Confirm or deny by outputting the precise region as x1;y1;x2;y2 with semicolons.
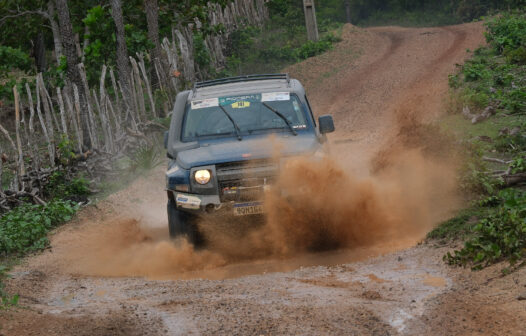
458;146;501;196
223;24;341;76
445;189;526;270
485;11;526;60
449;12;526;115
294;34;340;59
82;5;152;85
43;171;90;201
0;200;79;254
510;156;526;173
0;46;32;76
495;132;526;153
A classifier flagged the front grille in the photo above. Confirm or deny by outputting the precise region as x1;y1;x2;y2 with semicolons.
216;160;278;202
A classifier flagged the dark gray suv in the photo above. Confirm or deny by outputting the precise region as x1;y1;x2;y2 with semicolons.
164;74;335;244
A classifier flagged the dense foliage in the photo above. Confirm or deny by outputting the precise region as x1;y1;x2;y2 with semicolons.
0;0;228;96
445;190;526;270
0;46;32;76
216;2;342;77
269;0;526;27
450;11;526;114
221;25;341;76
0;200;79;254
430;11;526;271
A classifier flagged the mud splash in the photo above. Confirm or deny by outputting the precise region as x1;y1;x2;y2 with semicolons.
60;136;461;280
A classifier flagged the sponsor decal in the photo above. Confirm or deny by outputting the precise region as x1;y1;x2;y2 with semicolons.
176;194;201;209
191;98;219;109
261;92;290;102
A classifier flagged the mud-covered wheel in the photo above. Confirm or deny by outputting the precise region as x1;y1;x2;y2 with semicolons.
167;200;204;246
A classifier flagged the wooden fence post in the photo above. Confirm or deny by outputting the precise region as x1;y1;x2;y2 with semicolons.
303;0;319;41
13;86;26;181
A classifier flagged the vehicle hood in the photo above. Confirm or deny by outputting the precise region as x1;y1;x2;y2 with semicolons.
176;133;320;169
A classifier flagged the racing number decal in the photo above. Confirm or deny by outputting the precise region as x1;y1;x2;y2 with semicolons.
231;101;250;109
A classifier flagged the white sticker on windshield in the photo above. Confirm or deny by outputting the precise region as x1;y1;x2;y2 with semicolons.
191;98;219;109
261;92;290;102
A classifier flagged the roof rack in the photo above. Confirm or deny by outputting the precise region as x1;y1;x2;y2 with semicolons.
193;73;290;91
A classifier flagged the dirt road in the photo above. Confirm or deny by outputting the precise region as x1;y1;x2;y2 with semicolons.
2;23;526;335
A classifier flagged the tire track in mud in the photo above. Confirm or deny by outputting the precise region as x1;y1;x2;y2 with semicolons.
389;27;470;130
331;31;404;102
408;27;468;90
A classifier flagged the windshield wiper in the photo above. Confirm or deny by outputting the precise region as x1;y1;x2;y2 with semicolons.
219;105;242;141
194;131;236;139
261;102;297;136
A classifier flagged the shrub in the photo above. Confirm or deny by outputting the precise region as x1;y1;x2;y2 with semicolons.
485;11;526;59
0;200;79;254
445;189;526;270
128;144;162;172
494;129;526;153
43;171;90;201
458;146;501;196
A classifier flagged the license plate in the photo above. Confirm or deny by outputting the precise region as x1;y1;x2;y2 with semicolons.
233;202;264;216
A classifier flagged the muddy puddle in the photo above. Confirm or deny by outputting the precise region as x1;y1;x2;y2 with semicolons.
53;142;460;281
57;216;421;281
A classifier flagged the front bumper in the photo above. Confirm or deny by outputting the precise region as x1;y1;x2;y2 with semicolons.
169;190;265;216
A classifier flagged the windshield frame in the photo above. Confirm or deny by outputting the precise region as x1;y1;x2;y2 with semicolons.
180;92;312;142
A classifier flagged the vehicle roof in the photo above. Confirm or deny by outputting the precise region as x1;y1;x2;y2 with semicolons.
188;77;305;101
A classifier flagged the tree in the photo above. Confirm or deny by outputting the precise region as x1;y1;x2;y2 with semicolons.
55;0;91;149
144;0;166;89
110;0;133;117
0;0;63;66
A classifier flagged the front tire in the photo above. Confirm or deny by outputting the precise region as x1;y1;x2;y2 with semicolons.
167;200;203;246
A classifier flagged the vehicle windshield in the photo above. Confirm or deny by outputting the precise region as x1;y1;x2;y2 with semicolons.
182;92;308;141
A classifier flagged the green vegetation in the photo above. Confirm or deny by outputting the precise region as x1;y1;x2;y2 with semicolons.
445;190;526;271
128;143;163;172
0;265;18;309
208;3;343;77
43;172;91;201
82;5;152;85
0;200;78;254
314;0;526;27
449;12;526;115
0;45;33;100
431;11;526;272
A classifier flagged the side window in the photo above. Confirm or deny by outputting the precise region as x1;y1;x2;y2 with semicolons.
304;95;316;126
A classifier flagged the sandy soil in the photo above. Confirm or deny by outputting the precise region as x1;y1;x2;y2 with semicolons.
2;23;526;335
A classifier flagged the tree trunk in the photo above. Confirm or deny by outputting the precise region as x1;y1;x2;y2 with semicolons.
33;32;47;73
144;0;166;90
110;0;133;119
46;1;63;65
55;0;91;149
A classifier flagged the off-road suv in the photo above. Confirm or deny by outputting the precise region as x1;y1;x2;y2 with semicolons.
164;74;335;243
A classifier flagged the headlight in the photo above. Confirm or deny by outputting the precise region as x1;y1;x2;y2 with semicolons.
194;170;211;185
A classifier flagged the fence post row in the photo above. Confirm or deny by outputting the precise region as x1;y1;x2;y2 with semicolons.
0;1;269;201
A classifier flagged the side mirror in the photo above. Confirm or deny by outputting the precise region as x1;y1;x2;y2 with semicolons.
164;131;169;149
318;115;335;134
